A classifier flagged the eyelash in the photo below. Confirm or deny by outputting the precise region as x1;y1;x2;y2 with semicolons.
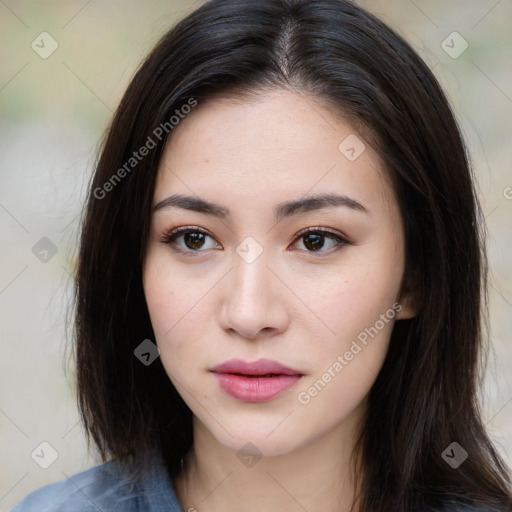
158;225;350;256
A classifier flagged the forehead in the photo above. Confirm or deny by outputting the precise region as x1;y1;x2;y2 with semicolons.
154;89;396;215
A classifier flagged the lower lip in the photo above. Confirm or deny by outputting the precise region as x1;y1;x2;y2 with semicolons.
212;373;302;402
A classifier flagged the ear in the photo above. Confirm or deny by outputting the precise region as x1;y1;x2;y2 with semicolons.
394;292;418;320
395;275;421;320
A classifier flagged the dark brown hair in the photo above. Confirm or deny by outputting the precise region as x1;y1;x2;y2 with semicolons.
73;0;512;510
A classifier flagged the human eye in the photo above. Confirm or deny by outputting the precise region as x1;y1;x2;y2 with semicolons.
289;227;349;254
159;225;222;254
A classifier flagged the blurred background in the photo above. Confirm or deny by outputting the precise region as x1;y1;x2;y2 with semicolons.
0;0;511;509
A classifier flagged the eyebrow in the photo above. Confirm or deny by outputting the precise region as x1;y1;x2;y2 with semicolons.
152;193;368;221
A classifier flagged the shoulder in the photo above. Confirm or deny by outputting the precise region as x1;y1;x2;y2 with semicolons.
11;451;184;512
10;461;128;512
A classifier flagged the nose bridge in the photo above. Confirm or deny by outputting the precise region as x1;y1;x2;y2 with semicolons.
231;233;271;293
219;241;288;338
230;245;273;309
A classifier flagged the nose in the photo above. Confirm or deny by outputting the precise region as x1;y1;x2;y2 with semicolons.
218;251;290;340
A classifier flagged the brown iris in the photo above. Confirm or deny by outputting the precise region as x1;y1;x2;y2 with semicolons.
302;233;325;252
183;232;207;250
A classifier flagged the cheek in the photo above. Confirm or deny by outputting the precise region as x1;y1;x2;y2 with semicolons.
293;238;404;394
301;255;402;342
294;284;398;426
143;251;220;369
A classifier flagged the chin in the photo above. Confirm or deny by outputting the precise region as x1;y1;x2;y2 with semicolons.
201;418;305;458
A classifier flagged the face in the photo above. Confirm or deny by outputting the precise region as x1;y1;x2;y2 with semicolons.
143;89;416;457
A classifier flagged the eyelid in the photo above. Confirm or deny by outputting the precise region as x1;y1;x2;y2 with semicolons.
161;225;211;238
158;225;219;246
293;226;348;241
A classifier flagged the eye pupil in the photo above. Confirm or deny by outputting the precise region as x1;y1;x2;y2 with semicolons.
304;233;324;251
185;233;206;249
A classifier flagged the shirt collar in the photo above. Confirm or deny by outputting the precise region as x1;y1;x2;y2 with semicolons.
137;449;185;512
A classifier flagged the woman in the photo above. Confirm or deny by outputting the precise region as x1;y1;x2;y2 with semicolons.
12;0;512;511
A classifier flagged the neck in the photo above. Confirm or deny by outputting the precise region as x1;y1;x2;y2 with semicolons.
173;407;365;512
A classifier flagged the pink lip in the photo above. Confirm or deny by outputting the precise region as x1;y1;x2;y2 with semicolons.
209;358;304;403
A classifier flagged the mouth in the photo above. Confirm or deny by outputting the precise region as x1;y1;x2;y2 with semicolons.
209;358;304;402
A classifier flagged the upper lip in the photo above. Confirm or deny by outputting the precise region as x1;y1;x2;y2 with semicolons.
209;358;303;376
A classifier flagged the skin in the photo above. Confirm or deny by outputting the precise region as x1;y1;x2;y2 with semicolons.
143;89;417;512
